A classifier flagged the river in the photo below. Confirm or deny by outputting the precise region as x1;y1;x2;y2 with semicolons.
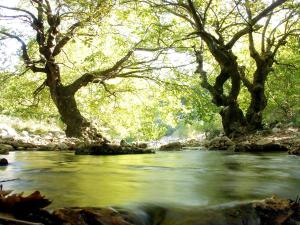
0;151;299;209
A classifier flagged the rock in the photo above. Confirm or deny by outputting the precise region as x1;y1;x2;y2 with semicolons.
133;142;148;149
159;142;182;151
0;144;14;154
0;158;8;166
256;138;274;145
75;143;155;155
120;139;130;147
11;141;35;149
206;136;235;151
21;130;29;136
235;143;288;152
182;139;203;147
46;196;300;225
288;146;300;156
52;207;135;225
44;143;57;151
272;127;281;133
0;124;17;139
57;143;69;150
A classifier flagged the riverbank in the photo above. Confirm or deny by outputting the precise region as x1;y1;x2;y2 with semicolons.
0;121;299;155
203;125;300;155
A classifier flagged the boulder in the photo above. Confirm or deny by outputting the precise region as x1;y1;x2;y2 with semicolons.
0;158;8;166
0;124;17;139
75;143;155;155
0;144;14;154
43;143;57;151
133;142;148;149
159;142;182;151
206;136;235;151
182;139;203;147
234;143;288;153
271;127;281;133
57;143;69;150
288;146;300;156
120;139;130;147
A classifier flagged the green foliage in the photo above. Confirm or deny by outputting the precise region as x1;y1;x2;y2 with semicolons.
0;0;299;141
264;41;300;126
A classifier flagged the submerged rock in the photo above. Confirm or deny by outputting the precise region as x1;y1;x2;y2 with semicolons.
159;142;182;151
0;158;8;166
75;143;155;155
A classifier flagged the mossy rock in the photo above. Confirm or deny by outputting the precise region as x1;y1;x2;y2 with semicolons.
159;142;182;151
75;143;155;155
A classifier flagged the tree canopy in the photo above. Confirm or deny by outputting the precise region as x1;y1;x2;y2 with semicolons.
0;0;299;141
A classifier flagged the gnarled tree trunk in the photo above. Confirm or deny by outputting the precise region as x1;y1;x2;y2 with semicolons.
48;78;105;141
196;47;248;137
246;84;267;131
244;60;273;131
220;103;247;137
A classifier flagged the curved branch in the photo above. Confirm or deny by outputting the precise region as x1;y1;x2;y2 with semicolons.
186;0;204;31
226;0;287;49
0;31;45;73
0;5;38;21
67;48;135;93
52;22;82;56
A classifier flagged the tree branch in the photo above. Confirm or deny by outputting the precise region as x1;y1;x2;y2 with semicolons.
0;31;46;73
52;22;81;56
226;0;287;49
0;5;37;21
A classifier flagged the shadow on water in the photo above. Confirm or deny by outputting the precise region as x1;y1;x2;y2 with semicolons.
0;151;299;209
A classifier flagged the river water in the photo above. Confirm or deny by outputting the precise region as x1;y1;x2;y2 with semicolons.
0;151;299;209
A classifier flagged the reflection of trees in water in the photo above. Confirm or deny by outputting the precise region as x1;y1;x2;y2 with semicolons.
2;151;300;208
190;154;271;204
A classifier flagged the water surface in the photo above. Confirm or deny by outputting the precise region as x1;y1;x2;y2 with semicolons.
0;151;299;208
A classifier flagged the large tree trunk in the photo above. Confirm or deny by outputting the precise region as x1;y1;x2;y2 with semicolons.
196;47;248;137
246;84;267;130
49;84;105;141
220;103;247;137
245;63;270;131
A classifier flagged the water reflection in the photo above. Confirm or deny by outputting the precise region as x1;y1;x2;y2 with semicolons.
0;151;299;208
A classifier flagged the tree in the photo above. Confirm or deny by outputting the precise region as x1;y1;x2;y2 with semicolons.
0;0;160;140
145;0;292;136
241;0;300;130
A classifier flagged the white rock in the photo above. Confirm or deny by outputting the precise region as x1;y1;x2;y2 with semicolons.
21;130;29;137
272;127;281;133
0;124;17;138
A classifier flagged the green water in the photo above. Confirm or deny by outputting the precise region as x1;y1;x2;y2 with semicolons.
0;151;299;208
